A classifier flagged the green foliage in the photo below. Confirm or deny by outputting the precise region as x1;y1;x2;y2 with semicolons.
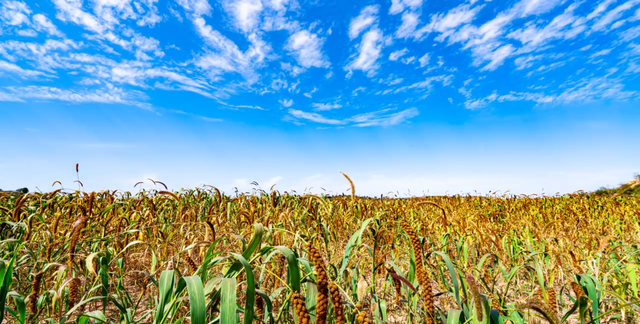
1;186;639;324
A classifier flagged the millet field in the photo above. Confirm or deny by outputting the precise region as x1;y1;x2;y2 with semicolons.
1;175;639;324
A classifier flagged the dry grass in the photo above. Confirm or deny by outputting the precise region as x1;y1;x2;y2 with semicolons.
0;185;639;324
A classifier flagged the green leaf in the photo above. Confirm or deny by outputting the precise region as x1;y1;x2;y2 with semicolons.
7;291;25;324
433;252;461;305
627;263;637;299
273;246;301;293
338;218;373;280
305;281;318;322
229;253;256;324
561;295;589;324
99;255;110;313
180;276;206;324
65;296;106;318
0;255;16;324
225;224;264;277
243;224;264;260
447;309;464;324
262;246;302;293
155;270;175;324
220;278;237;324
579;276;600;324
78;310;107;324
256;289;274;324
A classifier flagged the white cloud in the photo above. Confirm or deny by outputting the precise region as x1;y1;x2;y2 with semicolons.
51;0;164;59
0;1;31;27
401;56;415;64
346;28;384;76
17;29;37;37
265;0;289;12
0;2;65;37
416;4;484;39
513;0;564;17
628;42;640;56
419;0;566;70
591;48;612;58
389;48;408;61
395;12;419;38
285;30;329;69
464;75;639;109
114;66;211;90
514;54;544;70
279;98;293;107
506;2;585;52
586;0;616;21
32;14;64;36
192;16;271;80
349;5;379;39
288;109;344;125
352;87;366;96
288;107;419;127
0;60;48;78
580;45;593;51
91;0;162;27
225;0;264;32
2;0;638;132
303;87;317;98
350;107;419;127
389;0;422;15
312;102;342;111
176;0;212;16
0;85;152;109
418;53;430;67
386;74;453;95
554;75;639;103
480;44;514;71
52;0;106;34
591;0;640;32
619;26;640;42
385;77;403;85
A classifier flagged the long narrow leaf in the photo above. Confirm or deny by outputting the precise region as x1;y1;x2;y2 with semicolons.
0;256;16;324
180;276;206;324
338;218;373;280
229;253;256;324
155;270;175;324
220;278;237;324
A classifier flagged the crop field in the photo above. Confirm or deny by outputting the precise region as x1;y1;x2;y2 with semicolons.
1;179;639;324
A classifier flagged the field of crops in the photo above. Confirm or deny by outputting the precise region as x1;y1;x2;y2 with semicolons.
1;179;639;324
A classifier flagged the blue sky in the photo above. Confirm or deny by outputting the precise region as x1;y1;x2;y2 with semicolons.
1;0;639;196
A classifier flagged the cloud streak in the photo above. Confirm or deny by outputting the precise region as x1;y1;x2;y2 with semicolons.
0;0;638;127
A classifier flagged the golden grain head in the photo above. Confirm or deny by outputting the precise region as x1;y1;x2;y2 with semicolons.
3;184;638;324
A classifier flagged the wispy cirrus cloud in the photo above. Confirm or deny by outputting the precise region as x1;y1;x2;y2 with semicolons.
0;60;49;78
312;101;342;111
463;75;639;109
287;107;419;127
0;85;152;109
389;0;422;15
350;107;419;127
288;109;344;125
0;0;639;128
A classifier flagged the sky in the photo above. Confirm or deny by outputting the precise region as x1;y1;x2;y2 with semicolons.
0;0;639;196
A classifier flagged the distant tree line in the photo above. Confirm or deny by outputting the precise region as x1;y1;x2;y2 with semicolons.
0;187;28;193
